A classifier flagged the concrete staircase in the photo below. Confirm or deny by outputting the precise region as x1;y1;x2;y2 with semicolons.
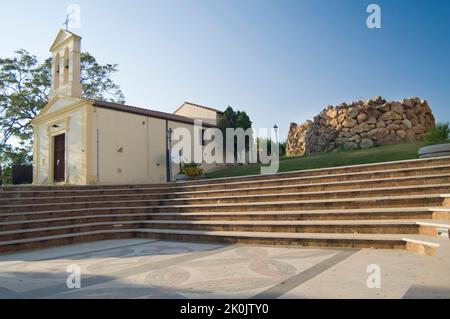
1;156;450;255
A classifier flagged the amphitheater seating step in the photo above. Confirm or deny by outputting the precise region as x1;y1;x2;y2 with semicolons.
0;156;449;255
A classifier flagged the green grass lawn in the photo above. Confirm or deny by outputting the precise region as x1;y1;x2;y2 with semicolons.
205;141;438;179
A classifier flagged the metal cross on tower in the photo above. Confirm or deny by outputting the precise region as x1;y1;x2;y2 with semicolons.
63;14;70;31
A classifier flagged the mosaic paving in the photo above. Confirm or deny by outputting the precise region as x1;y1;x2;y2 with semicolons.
0;239;445;299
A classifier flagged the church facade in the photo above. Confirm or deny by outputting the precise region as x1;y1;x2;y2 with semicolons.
32;30;222;185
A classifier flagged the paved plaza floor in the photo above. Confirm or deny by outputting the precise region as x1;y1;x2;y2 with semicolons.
0;239;449;299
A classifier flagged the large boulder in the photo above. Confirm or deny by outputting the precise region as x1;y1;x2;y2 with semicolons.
380;111;403;121
357;113;368;124
343;119;357;128
402;119;412;129
346;107;359;119
352;123;372;134
327;108;338;119
391;102;404;114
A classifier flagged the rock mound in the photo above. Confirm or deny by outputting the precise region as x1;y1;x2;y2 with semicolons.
286;97;435;156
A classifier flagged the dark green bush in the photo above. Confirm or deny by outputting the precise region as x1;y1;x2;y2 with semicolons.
425;123;450;142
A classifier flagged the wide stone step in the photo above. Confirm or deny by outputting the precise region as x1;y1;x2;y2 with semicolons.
0;195;444;218
0;182;169;192
176;156;450;186
2;174;449;205
146;174;450;200
0;207;436;225
3;219;445;240
149;195;445;213
0;185;175;199
431;206;450;220
175;165;450;192
2;156;449;193
0;228;442;255
1;184;448;213
1;162;449;199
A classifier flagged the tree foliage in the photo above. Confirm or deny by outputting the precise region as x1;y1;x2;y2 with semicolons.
79;53;125;104
0;50;49;148
217;106;252;132
425;123;450;143
217;106;253;162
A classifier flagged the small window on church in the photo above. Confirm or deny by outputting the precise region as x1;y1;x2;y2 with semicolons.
63;48;69;84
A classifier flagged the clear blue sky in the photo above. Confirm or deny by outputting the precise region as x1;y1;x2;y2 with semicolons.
1;0;449;139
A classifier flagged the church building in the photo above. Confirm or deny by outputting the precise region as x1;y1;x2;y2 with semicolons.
32;30;223;185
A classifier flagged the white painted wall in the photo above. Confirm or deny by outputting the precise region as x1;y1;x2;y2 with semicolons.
90;107;168;184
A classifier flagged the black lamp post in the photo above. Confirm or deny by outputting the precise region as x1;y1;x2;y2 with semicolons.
167;127;173;182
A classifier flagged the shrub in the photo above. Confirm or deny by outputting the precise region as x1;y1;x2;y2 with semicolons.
181;162;204;177
182;167;204;177
182;162;199;169
425;123;450;143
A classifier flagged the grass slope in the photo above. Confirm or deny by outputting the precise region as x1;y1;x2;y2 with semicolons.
205;141;432;179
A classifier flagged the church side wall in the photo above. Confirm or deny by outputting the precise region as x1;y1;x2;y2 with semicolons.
88;107;222;185
89;107;167;184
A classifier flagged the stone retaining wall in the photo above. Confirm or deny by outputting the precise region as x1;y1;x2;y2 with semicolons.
286;97;435;156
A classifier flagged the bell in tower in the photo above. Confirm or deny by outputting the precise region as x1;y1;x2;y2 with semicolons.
48;29;83;99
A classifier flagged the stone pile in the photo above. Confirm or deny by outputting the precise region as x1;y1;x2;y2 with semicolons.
286;97;435;156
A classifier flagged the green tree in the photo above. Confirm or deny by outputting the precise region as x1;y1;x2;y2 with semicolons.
217;106;253;162
217;106;252;132
425;123;450;143
0;49;125;184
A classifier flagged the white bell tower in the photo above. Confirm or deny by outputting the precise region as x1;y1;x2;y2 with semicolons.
48;29;83;99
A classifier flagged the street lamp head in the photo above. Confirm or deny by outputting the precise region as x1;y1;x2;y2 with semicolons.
167;128;173;138
273;125;279;143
